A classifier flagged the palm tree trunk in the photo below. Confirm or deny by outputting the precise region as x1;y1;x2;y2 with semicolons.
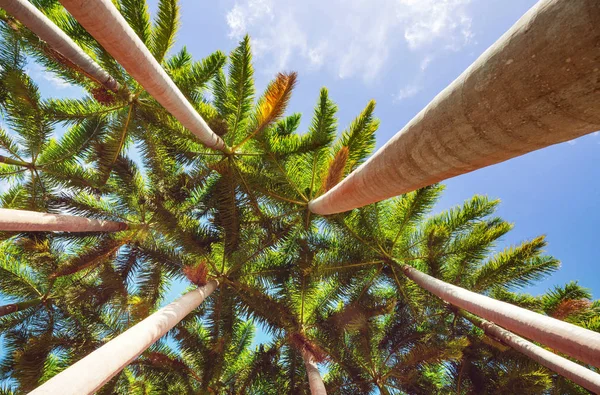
301;349;327;395
0;0;119;91
309;0;600;215
0;208;128;232
400;264;600;369
58;0;227;152
29;280;218;395
0;298;41;317
0;154;30;167
461;312;600;393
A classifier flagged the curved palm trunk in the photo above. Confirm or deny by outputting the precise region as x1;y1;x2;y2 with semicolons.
30;280;218;395
0;298;41;317
461;312;600;393
301;349;327;395
309;0;600;215
58;0;227;152
0;0;119;91
0;208;128;232
401;265;600;368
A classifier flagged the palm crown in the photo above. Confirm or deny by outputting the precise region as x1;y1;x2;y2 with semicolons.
0;1;599;394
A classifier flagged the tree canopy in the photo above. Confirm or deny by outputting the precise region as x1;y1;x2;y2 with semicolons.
0;1;598;394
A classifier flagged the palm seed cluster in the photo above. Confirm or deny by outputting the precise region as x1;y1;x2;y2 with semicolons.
0;1;599;394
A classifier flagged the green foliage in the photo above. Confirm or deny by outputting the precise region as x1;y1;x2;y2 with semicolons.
0;2;597;394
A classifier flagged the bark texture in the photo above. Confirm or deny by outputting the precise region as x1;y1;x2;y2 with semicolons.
29;280;218;395
310;0;600;215
58;0;226;151
301;349;328;395
402;265;600;368
0;208;128;232
465;313;600;394
0;0;119;91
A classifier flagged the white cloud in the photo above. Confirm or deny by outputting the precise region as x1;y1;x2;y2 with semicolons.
225;0;473;82
400;0;473;50
420;55;434;71
393;84;422;102
28;63;72;89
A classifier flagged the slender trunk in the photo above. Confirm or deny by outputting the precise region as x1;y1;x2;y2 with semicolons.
0;298;41;317
309;0;600;215
301;349;327;395
29;280;218;395
0;154;30;167
59;0;227;152
0;208;128;232
461;312;600;394
401;265;600;369
0;0;119;91
377;384;391;395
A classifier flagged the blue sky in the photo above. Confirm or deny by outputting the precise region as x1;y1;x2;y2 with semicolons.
1;0;599;333
1;0;599;385
162;0;600;298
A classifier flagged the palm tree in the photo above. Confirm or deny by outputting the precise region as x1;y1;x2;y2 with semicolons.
0;208;127;232
1;1;599;393
457;311;600;393
57;0;226;151
308;0;600;215
0;0;119;91
29;280;217;395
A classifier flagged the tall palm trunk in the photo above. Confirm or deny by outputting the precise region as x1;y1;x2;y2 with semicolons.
460;312;600;393
29;280;218;395
0;0;119;91
401;265;600;368
0;208;128;232
0;298;41;317
301;349;327;395
309;0;600;215
58;0;227;152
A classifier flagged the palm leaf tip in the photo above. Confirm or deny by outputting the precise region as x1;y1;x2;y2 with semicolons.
551;299;592;320
256;72;297;129
323;146;349;192
236;71;298;149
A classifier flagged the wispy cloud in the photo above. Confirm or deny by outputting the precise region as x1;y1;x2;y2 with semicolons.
28;63;73;90
225;0;474;82
393;84;422;102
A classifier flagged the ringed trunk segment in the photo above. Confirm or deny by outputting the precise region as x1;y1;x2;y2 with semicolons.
462;312;600;394
30;280;218;395
401;265;600;369
301;350;327;395
309;0;600;215
301;349;328;395
0;208;128;232
0;0;119;92
58;0;227;152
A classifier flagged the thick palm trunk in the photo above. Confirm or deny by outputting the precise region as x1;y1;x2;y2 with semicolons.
0;0;119;91
461;312;600;393
30;280;218;395
0;298;41;317
309;0;600;215
301;349;327;395
0;208;128;232
58;0;227;152
401;265;600;368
